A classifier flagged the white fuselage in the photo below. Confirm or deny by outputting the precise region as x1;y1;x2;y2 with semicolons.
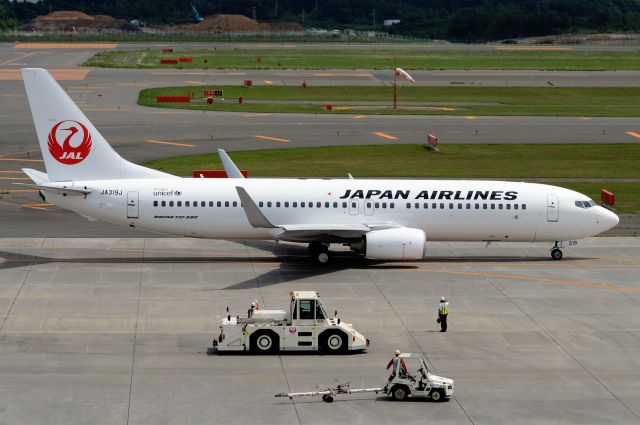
45;178;618;243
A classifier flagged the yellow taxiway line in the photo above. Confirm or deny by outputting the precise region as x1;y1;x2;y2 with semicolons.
144;139;195;147
373;132;398;140
255;135;290;143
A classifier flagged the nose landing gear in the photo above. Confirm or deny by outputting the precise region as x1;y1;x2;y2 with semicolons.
550;242;563;261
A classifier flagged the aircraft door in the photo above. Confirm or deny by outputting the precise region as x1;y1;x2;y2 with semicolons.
547;194;559;222
127;191;139;219
349;199;359;215
364;199;374;216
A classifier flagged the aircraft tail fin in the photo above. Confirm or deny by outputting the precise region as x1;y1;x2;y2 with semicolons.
21;68;174;182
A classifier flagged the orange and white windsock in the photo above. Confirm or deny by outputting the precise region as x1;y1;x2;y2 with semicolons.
395;67;416;83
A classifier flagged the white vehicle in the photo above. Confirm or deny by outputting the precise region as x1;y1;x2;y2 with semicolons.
383;352;454;402
212;291;368;354
19;68;619;263
275;352;453;402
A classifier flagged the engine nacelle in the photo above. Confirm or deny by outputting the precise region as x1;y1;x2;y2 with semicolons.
363;228;426;260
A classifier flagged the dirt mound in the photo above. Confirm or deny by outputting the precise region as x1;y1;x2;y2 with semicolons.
173;14;303;32
26;10;136;32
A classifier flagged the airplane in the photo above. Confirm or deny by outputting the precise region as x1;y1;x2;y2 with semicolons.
18;68;619;264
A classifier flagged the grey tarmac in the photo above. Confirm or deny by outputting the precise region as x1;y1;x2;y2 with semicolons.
1;237;640;425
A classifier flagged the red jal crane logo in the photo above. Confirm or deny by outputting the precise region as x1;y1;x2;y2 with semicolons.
47;120;92;165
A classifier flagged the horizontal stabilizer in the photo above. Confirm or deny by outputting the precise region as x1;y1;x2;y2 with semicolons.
13;182;92;195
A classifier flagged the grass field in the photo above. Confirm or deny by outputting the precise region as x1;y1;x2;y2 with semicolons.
143;144;640;213
139;85;640;116
86;48;640;71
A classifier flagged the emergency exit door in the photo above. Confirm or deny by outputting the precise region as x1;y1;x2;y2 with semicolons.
547;194;559;222
127;191;139;219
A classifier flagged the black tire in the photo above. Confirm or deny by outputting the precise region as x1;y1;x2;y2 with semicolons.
551;248;563;261
250;331;279;354
321;331;346;354
430;388;445;402
322;394;334;403
309;242;331;265
390;385;409;401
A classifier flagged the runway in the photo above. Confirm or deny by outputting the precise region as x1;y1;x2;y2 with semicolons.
1;237;639;425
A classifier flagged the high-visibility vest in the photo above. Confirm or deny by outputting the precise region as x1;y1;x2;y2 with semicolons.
440;303;448;315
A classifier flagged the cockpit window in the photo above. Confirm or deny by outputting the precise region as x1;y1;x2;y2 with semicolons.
575;199;596;209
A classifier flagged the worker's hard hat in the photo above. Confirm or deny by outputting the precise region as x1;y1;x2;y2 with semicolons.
441;296;446;301
251;301;256;307
395;350;401;355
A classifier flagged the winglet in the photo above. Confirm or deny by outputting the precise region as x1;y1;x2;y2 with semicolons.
235;186;277;228
218;149;245;179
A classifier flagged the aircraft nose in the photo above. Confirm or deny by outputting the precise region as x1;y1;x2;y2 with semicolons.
598;208;619;231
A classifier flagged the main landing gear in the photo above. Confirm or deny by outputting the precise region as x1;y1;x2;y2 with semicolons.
309;242;331;265
550;242;563;261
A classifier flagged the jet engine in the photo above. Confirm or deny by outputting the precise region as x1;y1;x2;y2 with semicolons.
356;228;426;260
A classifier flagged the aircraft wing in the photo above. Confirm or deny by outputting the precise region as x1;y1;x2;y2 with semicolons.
235;186;403;242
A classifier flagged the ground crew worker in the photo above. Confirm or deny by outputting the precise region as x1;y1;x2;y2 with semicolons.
438;297;449;332
248;301;257;318
386;349;408;379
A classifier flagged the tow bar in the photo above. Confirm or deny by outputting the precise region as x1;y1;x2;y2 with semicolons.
275;382;384;403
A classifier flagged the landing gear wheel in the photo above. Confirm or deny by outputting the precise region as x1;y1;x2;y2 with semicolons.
430;389;444;402
551;248;563;261
309;242;331;265
322;394;334;403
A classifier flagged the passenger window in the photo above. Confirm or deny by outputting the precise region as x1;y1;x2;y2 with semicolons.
325;202;330;208
153;201;158;207
475;203;479;209
293;202;297;207
424;203;428;209
351;202;356;208
193;201;198;207
415;203;419;209
209;201;213;207
267;202;272;207
276;202;281;207
382;202;387;208
366;202;371;208
309;202;313;208
185;201;190;207
522;204;527;210
491;204;495;210
498;204;503;210
233;201;237;207
225;201;229;207
466;203;471;209
434;203;438;209
177;201;182;207
201;201;205;207
169;201;174;207
285;202;289;207
259;201;264;207
301;202;305;207
333;202;338;208
217;201;221;207
390;203;395;209
458;203;462;209
406;203;411;208
317;202;321;208
506;204;511;210
514;204;518;210
299;300;314;320
483;204;487;209
449;203;453;209
342;202;347;208
375;202;380;208
161;201;166;207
